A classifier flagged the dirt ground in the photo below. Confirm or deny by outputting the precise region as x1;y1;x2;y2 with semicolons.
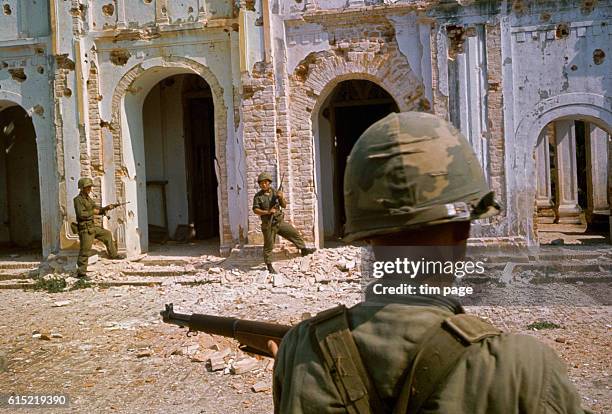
0;245;610;413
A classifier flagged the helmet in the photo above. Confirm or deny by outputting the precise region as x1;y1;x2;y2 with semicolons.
257;172;273;183
78;177;93;189
343;112;500;242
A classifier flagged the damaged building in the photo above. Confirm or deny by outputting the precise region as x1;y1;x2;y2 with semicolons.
0;0;610;258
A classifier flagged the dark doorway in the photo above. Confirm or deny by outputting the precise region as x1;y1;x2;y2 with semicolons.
0;105;41;249
183;76;219;239
574;121;589;213
142;74;218;245
322;80;399;239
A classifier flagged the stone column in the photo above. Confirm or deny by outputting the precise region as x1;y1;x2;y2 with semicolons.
554;120;582;223
535;127;555;223
586;124;610;219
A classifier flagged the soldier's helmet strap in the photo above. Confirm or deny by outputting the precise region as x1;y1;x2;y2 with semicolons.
393;314;503;414
309;305;385;414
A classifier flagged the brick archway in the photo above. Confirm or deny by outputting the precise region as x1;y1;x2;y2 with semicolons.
286;44;425;244
109;56;229;254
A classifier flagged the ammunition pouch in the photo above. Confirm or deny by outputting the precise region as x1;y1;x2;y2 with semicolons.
70;222;78;234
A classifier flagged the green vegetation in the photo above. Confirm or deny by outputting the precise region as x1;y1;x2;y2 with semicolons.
70;278;92;290
33;277;67;293
527;321;562;330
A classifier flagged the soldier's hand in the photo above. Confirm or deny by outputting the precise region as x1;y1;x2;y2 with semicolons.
268;208;277;215
267;340;278;358
276;190;284;199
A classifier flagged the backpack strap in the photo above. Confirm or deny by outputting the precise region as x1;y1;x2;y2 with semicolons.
309;305;385;414
393;314;502;414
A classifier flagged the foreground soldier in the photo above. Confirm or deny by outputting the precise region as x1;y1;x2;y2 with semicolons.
74;178;125;278
270;113;590;413
253;172;315;274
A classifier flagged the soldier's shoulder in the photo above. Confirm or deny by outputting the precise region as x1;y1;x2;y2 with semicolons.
253;189;266;198
73;193;84;202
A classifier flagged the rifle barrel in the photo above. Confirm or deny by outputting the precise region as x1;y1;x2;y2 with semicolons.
160;303;292;357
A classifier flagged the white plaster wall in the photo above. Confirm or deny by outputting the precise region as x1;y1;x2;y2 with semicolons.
243;3;265;72
502;2;612;243
285;22;330;75
96;31;238;254
0;0;49;40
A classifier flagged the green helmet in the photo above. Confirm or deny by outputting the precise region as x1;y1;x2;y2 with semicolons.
78;177;93;189
343;112;500;242
257;172;272;183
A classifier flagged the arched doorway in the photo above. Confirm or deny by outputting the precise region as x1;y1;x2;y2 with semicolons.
535;118;610;244
142;74;218;243
0;104;41;250
316;80;399;242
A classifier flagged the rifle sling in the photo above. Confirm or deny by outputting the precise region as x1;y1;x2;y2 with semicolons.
392;314;502;414
310;305;384;414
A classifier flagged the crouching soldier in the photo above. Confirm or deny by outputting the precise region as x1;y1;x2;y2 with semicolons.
74;177;125;278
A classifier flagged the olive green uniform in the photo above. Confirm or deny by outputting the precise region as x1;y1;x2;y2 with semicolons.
273;295;591;414
74;193;117;275
252;189;306;264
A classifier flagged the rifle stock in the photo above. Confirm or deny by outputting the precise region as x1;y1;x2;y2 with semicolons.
160;303;291;358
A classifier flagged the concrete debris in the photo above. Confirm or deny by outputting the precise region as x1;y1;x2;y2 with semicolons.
88;255;99;265
207;348;231;371
53;300;71;307
209;267;222;274
272;273;286;288
50;333;63;339
231;357;260;375
251;380;271;393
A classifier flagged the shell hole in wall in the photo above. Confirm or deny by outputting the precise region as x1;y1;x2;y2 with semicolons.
3;4;11;15
593;49;605;65
102;3;114;16
555;23;570;39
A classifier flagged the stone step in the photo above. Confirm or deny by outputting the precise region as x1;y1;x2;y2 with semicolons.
121;268;199;277
0;279;36;289
140;258;193;267
0;271;33;281
513;262;612;273
0;277;217;290
0;261;40;270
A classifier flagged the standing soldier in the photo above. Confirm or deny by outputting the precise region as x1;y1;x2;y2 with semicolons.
268;113;590;413
74;177;125;278
253;172;315;274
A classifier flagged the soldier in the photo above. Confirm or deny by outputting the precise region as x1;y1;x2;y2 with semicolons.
253;172;315;274
74;177;125;278
268;113;591;413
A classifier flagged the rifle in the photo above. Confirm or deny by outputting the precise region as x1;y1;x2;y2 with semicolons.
160;303;291;358
270;173;285;227
103;201;130;219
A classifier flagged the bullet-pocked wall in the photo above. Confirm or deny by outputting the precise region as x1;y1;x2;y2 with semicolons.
2;0;610;257
0;0;58;256
53;1;241;258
